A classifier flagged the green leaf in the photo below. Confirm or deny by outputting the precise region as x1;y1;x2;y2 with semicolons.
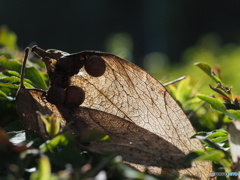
205;147;215;152
165;84;177;99
175;77;191;102
0;82;18;89
40;132;72;152
0;76;20;84
30;155;51;180
191;150;225;161
220;159;232;171
0;26;17;49
211;136;228;144
226;109;240;120
2;70;20;78
194;62;212;76
194;135;225;152
37;112;60;137
207;130;228;138
197;94;226;113
194;62;222;84
0;90;14;100
0;52;12;59
25;67;47;90
193;130;228;146
208;129;228;137
185;150;206;163
197;94;240;120
209;84;232;102
198;150;225;161
191;131;208;138
100;135;110;141
0;56;47;89
0;56;22;72
46;140;86;169
0;77;34;89
38;155;51;180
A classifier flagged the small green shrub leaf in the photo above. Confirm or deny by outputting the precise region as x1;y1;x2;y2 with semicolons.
30;155;51;180
0;90;14;100
194;62;212;75
0;56;22;72
191;131;208;138
40;132;72;152
194;62;222;84
0;77;34;89
211;136;228;144
209;84;231;101
207;130;228;138
2;70;20;78
0;56;47;89
0;53;12;59
194;150;225;161
197;94;226;113
226;109;240;120
175;77;191;103
25;67;47;90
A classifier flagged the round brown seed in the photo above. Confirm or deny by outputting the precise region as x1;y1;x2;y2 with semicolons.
57;56;84;76
84;55;106;77
46;85;66;104
50;71;71;89
64;86;85;108
57;56;72;69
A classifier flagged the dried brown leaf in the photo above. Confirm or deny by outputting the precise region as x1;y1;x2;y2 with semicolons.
16;48;213;179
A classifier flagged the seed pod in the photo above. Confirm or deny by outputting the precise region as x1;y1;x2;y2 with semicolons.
50;71;71;89
84;55;106;77
57;56;72;69
57;56;84;76
64;86;85;108
46;85;66;104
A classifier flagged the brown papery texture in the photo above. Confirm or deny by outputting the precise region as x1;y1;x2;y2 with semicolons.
70;52;213;179
17;48;213;179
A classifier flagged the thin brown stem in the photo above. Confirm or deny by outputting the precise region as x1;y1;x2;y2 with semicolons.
31;45;50;58
20;47;30;88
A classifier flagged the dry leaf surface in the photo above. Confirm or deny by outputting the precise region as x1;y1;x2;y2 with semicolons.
16;48;213;179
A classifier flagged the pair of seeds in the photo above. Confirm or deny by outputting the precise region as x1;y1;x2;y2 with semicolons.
46;85;85;108
45;55;106;107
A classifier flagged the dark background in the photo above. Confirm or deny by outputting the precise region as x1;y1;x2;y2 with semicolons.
1;0;240;67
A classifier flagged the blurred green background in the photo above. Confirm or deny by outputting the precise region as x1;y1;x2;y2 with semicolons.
2;0;240;93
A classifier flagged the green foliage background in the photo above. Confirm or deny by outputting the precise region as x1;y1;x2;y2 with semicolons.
0;27;239;180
